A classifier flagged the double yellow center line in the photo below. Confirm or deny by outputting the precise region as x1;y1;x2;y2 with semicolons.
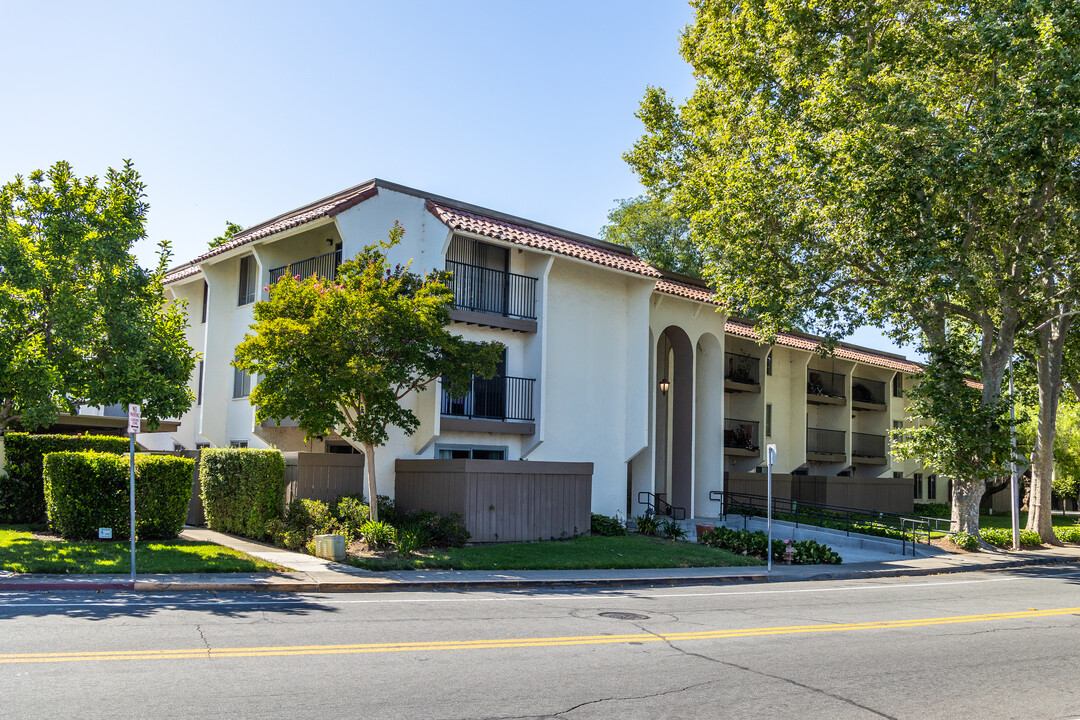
3;606;1077;664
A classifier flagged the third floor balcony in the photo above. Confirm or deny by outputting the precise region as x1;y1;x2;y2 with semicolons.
445;259;538;332
269;248;342;285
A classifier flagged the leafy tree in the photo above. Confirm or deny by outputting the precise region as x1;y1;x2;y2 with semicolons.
207;221;244;249
626;0;1080;534
234;223;502;521
599;196;701;277
0;161;197;451
892;342;1014;543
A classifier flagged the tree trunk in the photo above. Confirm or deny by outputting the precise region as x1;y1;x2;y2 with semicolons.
363;442;379;523
951;479;984;535
1026;315;1069;545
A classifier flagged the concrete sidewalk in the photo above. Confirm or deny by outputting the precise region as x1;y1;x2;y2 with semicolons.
2;527;1079;594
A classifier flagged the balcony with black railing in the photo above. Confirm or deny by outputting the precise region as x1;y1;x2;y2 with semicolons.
724;353;761;393
807;427;846;460
851;377;887;410
852;432;888;464
445;260;538;330
807;369;846;405
442;376;535;429
269;248;342;286
723;418;760;456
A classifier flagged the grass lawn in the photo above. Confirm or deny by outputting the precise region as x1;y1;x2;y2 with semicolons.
0;526;280;574
979;512;1077;530
346;533;765;572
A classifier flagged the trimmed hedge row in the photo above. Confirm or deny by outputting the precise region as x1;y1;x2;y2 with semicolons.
200;449;285;540
43;451;195;540
1;433;129;522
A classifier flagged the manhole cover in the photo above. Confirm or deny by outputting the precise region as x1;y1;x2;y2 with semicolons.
598;612;650;620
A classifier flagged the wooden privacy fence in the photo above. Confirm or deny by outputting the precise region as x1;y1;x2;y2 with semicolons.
283;452;366;504
723;471;914;515
395;459;593;543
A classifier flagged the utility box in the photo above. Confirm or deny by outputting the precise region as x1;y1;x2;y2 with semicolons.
314;534;347;562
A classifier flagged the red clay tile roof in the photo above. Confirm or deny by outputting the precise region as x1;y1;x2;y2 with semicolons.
724;319;923;374
163;264;202;284
655;279;717;304
427;201;663;279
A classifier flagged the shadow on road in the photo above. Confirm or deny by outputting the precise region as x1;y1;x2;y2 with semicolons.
0;591;341;620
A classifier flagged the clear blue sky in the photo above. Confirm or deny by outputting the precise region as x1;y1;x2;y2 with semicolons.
0;0;919;359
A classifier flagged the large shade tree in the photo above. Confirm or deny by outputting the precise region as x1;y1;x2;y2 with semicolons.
234;223;502;521
0;160;196;446
627;0;1080;535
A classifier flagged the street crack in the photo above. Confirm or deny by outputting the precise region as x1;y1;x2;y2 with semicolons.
195;625;211;657
636;623;901;720
480;678;721;719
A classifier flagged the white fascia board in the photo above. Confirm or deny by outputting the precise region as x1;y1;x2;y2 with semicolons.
198;217;337;268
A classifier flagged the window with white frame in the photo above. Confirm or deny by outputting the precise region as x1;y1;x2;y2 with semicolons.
238;256;256;305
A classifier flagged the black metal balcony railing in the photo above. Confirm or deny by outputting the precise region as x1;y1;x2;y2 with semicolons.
724;352;760;385
445;259;537;320
853;432;888;458
724;418;760;451
807;427;846;455
442;376;535;422
807;369;846;399
269;248;342;286
851;377;886;405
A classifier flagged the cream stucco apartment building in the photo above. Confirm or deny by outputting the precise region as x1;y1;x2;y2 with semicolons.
146;179;937;521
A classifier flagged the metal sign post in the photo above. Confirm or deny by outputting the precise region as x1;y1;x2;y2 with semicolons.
766;444;777;573
127;404;140;581
1009;357;1019;551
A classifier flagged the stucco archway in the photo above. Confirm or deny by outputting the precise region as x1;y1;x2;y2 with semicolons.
655;326;693;514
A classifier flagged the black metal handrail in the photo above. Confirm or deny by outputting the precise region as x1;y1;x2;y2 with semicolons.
724;418;760;451
807;427;845;455
445;259;537;320
269;248;342;285
852;432;887;458
851;376;886;405
441;375;534;422
637;491;686;521
807;369;846;399
708;490;949;554
724;352;760;385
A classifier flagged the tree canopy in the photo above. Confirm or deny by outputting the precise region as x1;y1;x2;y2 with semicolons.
627;0;1080;534
599;196;701;277
0;160;197;436
234;223;502;520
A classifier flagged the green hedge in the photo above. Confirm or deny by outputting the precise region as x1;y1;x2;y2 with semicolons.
1;433;129;523
43;451;194;540
200;449;285;540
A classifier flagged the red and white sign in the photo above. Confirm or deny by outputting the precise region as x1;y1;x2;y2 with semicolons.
127;404;141;435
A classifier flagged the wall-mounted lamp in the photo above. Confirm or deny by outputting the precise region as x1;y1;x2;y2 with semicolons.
659;378;670;395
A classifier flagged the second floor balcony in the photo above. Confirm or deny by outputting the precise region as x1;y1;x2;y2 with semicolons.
269;248;342;286
723;418;760;457
852;432;888;464
807;427;846;461
446;259;538;331
441;375;536;434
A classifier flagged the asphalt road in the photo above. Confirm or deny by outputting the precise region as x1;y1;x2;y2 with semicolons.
2;567;1080;719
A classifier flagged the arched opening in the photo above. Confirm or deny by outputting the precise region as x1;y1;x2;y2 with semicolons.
655;326;693;514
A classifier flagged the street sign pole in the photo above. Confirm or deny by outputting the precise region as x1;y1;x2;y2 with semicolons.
127;404;141;582
767;444;777;573
1009;357;1019;551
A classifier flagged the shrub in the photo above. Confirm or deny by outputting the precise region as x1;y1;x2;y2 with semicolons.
914;502;951;519
980;527;1043;547
42;451;194;540
375;494;400;525
950;531;979;551
333;495;370;539
634;514;659;536
1;433;128;523
269;498;337;550
659;518;687;540
199;449;285;540
394;527;423;556
591;513;627;537
699;526;841;564
406;510;469;548
361;519;396;549
1054;525;1080;543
